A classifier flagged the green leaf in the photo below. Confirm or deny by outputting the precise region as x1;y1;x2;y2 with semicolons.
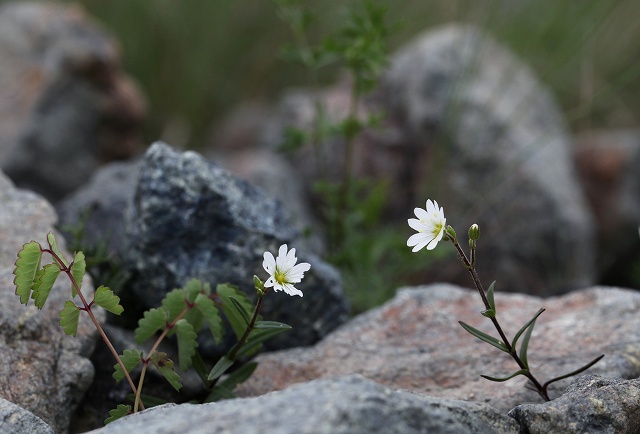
161;288;187;324
217;284;254;339
207;356;234;381
229;296;251;325
135;308;167;344
32;263;61;309
480;309;495;319
205;362;258;402
486;281;496;313
254;320;292;330
13;241;42;304
70;251;86;298
104;404;131;424
459;321;509;353
93;286;124;315
150;352;182;391
518;318;538;369
183;278;207;302
235;326;292;358
59;301;81;337
47;232;68;267
511;308;545;352
481;369;529;382
194;293;223;344
113;349;143;382
175;319;198;371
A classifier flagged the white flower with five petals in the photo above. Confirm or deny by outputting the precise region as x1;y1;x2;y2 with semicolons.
263;244;311;297
407;199;447;252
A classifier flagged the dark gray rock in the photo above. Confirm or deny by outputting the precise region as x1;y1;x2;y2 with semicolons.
0;170;103;434
56;158;141;255
122;142;348;349
509;375;640;433
381;24;596;296
85;375;520;434
0;1;145;202
0;398;54;434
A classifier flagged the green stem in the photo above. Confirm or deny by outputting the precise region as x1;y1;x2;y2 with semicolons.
447;236;549;401
228;294;266;361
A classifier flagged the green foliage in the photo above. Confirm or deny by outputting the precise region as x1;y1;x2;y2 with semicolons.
70;251;86;298
104;404;131;425
150;352;182;391
59;301;81;337
175;319;198;371
217;284;254;340
13;241;42;305
135;308;167;344
113;349;143;382
205;362;258;402
458;321;509;353
194;293;223;344
93;286;124;315
235;322;292;358
207;356;235;382
32;264;62;309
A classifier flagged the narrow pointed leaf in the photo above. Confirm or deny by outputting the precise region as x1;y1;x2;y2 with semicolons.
59;301;80;337
481;369;529;382
70;251;86;298
175;319;198;371
254;320;292;330
135;308;167;344
459;321;509;353
151;352;182;391
217;284;254;339
486;281;496;313
113;349;143;382
480;309;495;319
235;326;292;358
208;356;234;381
93;286;124;315
511;308;545;350
194;293;223;344
518;318;537;369
104;404;131;424
229;296;251;325
13;241;42;304
32;264;61;309
205;362;258;402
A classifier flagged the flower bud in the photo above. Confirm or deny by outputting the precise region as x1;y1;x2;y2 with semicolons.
445;225;457;240
468;224;480;241
253;275;265;297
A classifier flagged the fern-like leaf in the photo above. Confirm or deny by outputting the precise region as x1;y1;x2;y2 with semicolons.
93;286;124;315
135;308;167;344
183;278;206;303
113;349;143;382
175;319;197;371
161;288;187;324
59;301;80;337
13;241;42;304
104;404;131;424
217;283;254;339
32;263;62;309
70;251;86;298
195;293;223;344
150;352;182;391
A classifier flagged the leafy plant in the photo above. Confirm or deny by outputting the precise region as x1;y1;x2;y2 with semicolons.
13;233;307;424
408;200;603;400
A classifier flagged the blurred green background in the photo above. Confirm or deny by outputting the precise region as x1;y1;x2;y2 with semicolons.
58;0;640;150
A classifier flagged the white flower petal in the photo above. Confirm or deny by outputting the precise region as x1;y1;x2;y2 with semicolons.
263;252;276;274
414;207;429;221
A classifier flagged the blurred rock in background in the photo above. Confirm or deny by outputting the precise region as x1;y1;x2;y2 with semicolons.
0;1;146;202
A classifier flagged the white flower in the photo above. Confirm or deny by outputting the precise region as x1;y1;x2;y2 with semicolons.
263;244;311;297
407;199;447;252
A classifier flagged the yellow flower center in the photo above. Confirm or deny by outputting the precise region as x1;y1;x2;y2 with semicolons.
274;269;287;284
